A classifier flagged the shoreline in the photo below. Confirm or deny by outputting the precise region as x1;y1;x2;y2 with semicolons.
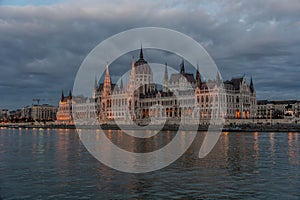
1;123;299;132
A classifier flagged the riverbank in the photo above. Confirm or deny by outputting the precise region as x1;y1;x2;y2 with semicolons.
1;122;299;132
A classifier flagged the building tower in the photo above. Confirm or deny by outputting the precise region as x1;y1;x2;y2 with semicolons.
61;90;64;101
180;60;185;75
196;64;202;88
249;76;255;93
128;56;136;93
68;90;72;100
120;78;124;91
163;62;169;92
216;71;221;85
93;76;98;98
102;63;111;97
100;63;112;120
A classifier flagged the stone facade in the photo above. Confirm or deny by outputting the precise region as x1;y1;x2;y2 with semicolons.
88;48;257;125
56;91;73;124
20;104;57;121
257;100;300;119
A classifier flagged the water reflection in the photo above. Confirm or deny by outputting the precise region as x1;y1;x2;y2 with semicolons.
253;132;259;158
288;132;299;166
269;132;275;166
57;129;72;173
221;132;229;164
0;129;299;199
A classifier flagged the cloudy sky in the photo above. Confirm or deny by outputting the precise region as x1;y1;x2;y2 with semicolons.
0;0;299;109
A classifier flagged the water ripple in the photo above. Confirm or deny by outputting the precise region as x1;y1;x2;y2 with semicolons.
0;129;299;199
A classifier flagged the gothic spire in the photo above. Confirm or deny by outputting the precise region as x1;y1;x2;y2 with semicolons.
196;64;201;88
130;56;135;79
139;44;143;59
93;76;98;99
61;90;64;101
68;90;72;100
103;63;111;96
164;62;168;82
105;63;110;78
180;59;185;75
94;76;98;89
131;55;135;70
120;78;124;91
250;76;255;93
216;71;221;84
129;56;136;92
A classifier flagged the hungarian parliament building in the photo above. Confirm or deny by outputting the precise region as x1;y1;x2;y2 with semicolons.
56;48;257;125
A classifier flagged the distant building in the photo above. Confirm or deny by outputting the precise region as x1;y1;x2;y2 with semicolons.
30;104;57;121
223;76;256;119
21;104;57;121
55;91;73;124
8;109;22;122
257;100;300;119
0;109;9;121
72;96;98;124
21;106;31;119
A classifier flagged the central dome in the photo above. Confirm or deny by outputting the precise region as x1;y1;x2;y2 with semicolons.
134;47;152;75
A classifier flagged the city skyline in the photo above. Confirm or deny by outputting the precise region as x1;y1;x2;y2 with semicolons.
1;0;300;109
0;1;299;199
1;48;299;111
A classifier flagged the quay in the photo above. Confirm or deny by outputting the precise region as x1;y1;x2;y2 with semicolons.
1;122;299;132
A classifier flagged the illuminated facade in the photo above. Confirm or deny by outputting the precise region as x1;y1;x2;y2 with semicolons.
88;47;257;125
257;100;300;119
57;48;257;125
56;91;73;124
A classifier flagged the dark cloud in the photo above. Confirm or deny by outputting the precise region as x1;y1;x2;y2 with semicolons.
0;0;300;109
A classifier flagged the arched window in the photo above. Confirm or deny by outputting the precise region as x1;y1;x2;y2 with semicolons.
235;109;240;119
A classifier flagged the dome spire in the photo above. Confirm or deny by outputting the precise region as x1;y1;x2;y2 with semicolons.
134;45;148;67
139;43;144;59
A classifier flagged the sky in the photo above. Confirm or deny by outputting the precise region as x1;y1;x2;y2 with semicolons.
0;0;300;109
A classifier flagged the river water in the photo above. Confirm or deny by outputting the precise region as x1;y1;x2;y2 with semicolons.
0;128;299;199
